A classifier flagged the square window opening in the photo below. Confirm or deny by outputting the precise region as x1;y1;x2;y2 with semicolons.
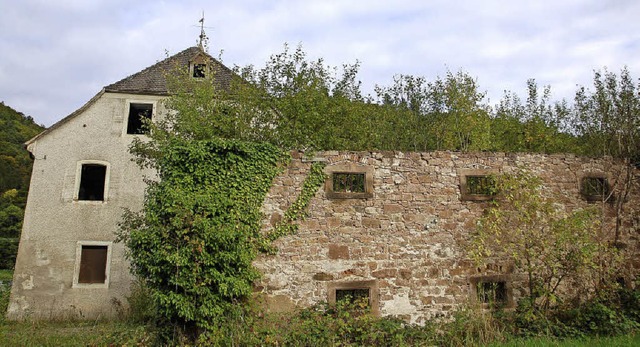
336;288;371;307
466;175;496;196
581;176;610;201
193;64;206;78
78;245;108;284
477;281;508;306
78;164;106;201
126;103;153;135
333;172;366;193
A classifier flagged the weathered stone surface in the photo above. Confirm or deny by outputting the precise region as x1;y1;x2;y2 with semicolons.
256;151;640;325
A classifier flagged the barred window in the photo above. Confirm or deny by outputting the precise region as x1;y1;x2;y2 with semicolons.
333;172;366;193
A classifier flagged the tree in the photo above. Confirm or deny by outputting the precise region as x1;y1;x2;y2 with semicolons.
572;68;640;244
470;170;608;311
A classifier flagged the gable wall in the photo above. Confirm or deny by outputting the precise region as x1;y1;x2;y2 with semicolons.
7;92;163;320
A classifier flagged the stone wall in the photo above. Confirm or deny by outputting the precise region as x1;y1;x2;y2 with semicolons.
256;151;639;324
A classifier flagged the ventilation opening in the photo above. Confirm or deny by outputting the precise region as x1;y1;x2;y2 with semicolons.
78;164;106;201
78;245;108;284
126;103;153;134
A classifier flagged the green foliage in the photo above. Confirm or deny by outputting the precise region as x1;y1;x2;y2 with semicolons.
119;137;289;337
0;102;44;270
267;161;326;244
471;170;608;310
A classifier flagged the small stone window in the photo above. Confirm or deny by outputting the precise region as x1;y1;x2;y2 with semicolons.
126;103;153;135
325;164;373;199
580;176;611;202
78;163;107;201
73;241;112;288
328;280;379;315
333;172;366;193
470;275;512;309
193;63;206;78
459;169;497;201
336;288;370;306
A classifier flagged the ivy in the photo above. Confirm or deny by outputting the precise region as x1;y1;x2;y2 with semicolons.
118;137;290;336
266;161;326;249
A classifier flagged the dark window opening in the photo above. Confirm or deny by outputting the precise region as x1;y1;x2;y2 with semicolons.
581;177;610;201
126;103;153;135
193;64;206;78
78;164;106;201
466;175;496;196
336;288;370;307
477;281;507;306
78;245;108;284
333;172;366;193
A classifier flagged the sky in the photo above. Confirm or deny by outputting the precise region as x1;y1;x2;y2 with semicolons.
1;0;639;127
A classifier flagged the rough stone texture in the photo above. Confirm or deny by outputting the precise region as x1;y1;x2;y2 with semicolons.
256;151;640;325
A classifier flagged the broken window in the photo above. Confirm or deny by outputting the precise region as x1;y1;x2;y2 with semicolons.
328;280;379;315
477;281;507;306
333;172;366;193
78;164;106;201
459;171;497;201
581;176;610;202
336;288;371;307
126;103;153;135
325;165;374;199
193;63;206;78
78;245;108;284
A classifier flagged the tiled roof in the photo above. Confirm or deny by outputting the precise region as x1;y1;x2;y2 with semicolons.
27;46;238;145
104;46;236;95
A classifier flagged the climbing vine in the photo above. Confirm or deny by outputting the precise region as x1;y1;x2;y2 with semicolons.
266;161;326;248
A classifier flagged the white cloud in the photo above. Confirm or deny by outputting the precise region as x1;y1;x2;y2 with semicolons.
1;0;639;126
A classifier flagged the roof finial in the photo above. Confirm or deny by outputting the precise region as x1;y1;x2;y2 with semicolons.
197;11;208;51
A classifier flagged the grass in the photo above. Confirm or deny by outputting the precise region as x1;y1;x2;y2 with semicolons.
0;320;151;347
0;269;13;283
490;334;640;347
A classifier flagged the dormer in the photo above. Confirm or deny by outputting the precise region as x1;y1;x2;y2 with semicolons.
189;52;210;79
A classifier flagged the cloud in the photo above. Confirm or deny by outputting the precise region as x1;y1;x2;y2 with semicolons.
1;0;639;126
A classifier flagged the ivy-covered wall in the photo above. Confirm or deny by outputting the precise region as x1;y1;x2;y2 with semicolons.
256;150;640;325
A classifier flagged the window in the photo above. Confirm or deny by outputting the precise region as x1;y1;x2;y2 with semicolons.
336;288;370;306
78;163;107;201
73;241;112;288
126;103;153;135
325;164;374;199
333;172;366;193
470;275;512;309
477;281;507;306
193;63;206;78
459;169;497;201
580;176;610;202
328;280;379;315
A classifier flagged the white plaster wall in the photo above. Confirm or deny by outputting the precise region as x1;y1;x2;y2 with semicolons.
7;92;162;320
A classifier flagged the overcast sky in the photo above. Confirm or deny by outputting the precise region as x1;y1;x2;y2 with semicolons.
1;0;639;127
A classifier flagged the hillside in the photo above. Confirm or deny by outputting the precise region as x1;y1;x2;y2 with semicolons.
0;102;44;269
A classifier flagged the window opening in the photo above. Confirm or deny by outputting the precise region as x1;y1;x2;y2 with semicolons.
78;245;108;284
336;288;370;307
193;64;206;78
78;164;106;201
477;281;507;306
126;103;153;135
466;175;496;196
581;176;610;201
333;172;366;193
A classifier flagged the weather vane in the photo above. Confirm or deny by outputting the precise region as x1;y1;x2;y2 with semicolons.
196;11;212;51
